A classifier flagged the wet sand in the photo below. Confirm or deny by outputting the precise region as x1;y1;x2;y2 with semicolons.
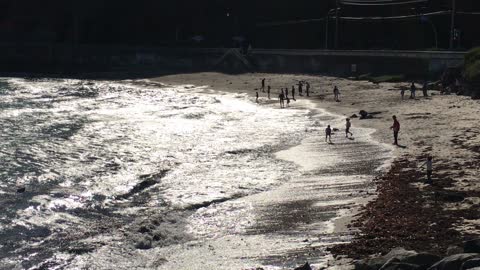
154;72;480;261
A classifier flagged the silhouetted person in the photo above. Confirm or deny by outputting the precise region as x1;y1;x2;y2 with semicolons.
325;125;332;143
279;92;285;108
422;82;428;97
400;88;405;100
286;97;290;107
420;155;433;183
261;78;265;92
333;86;340;102
291;86;296;101
285;87;289;99
410;82;416;99
306;82;310;97
256;91;259;103
267;85;271;99
298;82;303;96
390;115;400;146
345;118;353;138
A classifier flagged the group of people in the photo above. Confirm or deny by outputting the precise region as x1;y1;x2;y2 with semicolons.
401;82;429;100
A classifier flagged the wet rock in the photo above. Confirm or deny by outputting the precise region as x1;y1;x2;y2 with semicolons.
428;253;480;270
464;239;480;253
294;262;312;270
381;263;421;270
447;246;464;255
358;248;419;270
351;114;358;118
402;253;442;268
462;258;480;270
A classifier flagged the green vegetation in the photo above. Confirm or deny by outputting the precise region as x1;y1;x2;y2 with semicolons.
465;47;480;82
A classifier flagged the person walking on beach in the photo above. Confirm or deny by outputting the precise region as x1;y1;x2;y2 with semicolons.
256;91;259;103
419;156;433;183
333;86;340;102
291;86;296;101
325;125;332;143
261;78;266;92
306;82;310;97
422;81;428;97
400;88;405;100
267;85;271;99
298;81;303;96
285;87;289;99
390;115;400;146
279;92;285;108
345;118;353;138
410;82;416;99
286;96;290;107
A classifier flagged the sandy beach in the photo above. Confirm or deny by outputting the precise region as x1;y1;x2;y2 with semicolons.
154;72;480;259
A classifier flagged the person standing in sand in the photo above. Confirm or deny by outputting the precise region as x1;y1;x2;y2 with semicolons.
291;86;296;101
333;86;340;102
390;115;400;146
345;118;353;138
298;81;303;96
422;81;428;97
400;88;405;100
419;156;433;183
256;91;259;103
261;78;265;92
325;125;332;143
279;92;285;108
267;85;271;99
410;82;416;99
306;82;310;97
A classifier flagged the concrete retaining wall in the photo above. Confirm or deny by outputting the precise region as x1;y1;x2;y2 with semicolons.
0;43;465;77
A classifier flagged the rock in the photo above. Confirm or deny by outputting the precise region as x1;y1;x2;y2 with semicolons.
437;191;465;202
16;187;26;193
294;262;312;270
351;114;358;118
381;263;422;270
462;258;480;270
359;248;419;270
333;128;340;132
402;253;442;268
448;246;464;255
464;239;480;253
428;254;480;270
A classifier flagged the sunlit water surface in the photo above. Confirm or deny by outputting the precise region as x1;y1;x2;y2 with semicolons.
0;78;391;270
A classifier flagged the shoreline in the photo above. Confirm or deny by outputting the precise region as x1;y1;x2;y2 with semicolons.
153;72;480;264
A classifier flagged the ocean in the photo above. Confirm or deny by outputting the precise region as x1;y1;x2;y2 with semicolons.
0;78;391;270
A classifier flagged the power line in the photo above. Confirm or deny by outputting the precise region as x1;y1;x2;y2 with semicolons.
340;0;428;6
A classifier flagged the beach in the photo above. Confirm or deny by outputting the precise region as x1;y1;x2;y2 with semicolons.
155;72;480;260
1;72;479;269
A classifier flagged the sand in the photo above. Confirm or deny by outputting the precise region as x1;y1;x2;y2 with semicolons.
153;72;480;255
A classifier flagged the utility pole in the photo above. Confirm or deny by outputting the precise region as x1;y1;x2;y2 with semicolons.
449;0;456;49
334;0;339;49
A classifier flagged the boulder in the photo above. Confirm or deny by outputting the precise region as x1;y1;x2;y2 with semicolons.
462;258;480;270
382;263;422;270
428;254;480;270
448;246;464;255
294;262;312;270
402;253;442;268
464;239;480;253
357;248;419;270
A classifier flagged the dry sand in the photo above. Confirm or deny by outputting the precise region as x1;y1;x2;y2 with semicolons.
154;72;480;254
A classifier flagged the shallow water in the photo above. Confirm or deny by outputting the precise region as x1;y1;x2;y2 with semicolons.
0;78;391;269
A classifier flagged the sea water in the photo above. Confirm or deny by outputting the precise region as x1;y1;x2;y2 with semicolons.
0;78;391;269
